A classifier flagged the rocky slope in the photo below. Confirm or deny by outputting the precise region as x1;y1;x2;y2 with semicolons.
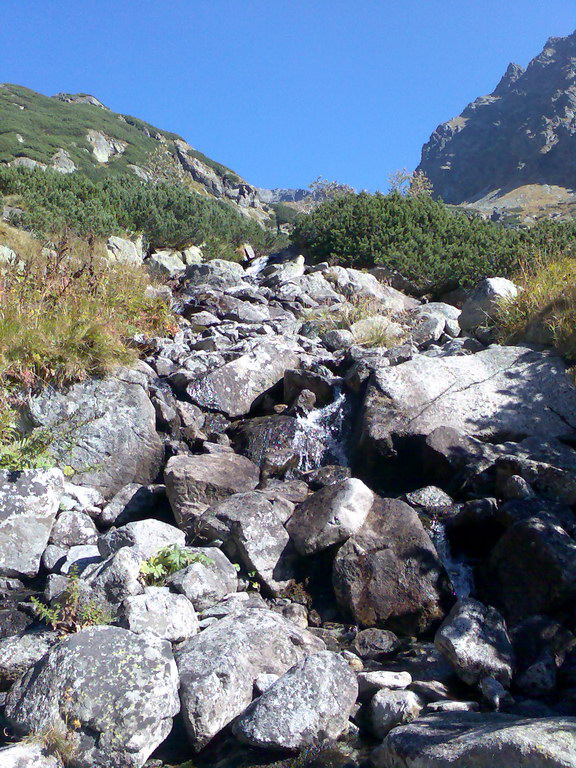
1;247;576;767
0;84;272;224
418;30;576;217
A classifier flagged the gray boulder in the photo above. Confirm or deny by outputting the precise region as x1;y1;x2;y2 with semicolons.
164;453;259;529
198;491;295;594
435;599;515;687
370;689;423;739
49;509;98;548
146;250;186;278
372;713;576;768
286;478;374;555
359;347;576;464
168;547;238;610
333;498;452;635
175;608;325;750
98;519;185;560
186;338;301;417
121;587;198;642
5;626;179;768
0;742;63;768
233;651;358;751
0;630;58;691
105;236;142;264
27;370;163;499
180;259;246;291
84;547;144;605
0;468;64;577
459;277;519;333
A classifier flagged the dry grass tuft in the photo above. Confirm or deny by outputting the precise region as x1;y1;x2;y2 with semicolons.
496;253;576;359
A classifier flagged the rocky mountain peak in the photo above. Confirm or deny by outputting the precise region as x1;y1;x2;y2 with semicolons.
418;29;576;205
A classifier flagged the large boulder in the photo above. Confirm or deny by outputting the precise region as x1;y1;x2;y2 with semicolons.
98;519;185;560
286;478;374;555
179;259;246;291
371;713;576;768
358;347;576;466
5;626;180;768
26;369;163;499
459;277;519;333
105;236;142;264
196;491;296;595
164;453;260;529
325;267;418;309
487;516;576;624
333;498;453;635
0;468;64;577
434;599;515;687
186;339;301;418
233;651;358;751
175;608;325;750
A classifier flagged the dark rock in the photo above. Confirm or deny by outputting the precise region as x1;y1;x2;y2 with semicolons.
487;516;576;624
352;628;401;660
333;498;454;635
228;415;301;477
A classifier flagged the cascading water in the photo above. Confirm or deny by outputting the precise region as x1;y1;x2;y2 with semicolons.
291;387;351;472
430;518;474;599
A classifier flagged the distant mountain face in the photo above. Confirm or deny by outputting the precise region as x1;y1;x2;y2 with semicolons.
0;84;273;224
418;31;576;206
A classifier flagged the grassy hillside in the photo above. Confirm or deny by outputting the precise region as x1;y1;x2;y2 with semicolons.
0;83;241;184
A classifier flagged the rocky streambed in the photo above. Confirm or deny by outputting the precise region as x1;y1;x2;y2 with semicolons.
1;251;576;768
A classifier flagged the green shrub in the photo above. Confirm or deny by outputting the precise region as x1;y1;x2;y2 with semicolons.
0;165;283;254
292;191;576;288
30;569;112;634
140;545;213;586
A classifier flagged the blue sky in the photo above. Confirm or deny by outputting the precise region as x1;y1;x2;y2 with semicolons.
1;1;574;191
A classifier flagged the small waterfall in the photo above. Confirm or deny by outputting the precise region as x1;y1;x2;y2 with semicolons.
430;519;474;599
291;387;351;472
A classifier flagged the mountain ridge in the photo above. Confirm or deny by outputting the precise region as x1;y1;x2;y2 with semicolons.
0;83;273;225
417;30;576;218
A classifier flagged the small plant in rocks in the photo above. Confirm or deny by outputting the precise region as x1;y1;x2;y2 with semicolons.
30;568;112;634
140;544;213;586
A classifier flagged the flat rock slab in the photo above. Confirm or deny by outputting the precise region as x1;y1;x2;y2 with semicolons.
364;346;576;451
372;712;576;768
0;468;64;577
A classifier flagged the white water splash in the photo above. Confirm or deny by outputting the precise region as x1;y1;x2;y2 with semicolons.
291;388;349;472
430;519;474;599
